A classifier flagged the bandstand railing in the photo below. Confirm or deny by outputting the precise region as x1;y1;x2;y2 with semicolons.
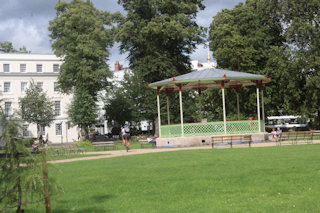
160;120;265;138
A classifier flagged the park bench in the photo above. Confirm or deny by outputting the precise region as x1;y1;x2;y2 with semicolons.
278;131;313;146
139;139;155;148
49;143;84;155
211;134;252;148
92;141;116;150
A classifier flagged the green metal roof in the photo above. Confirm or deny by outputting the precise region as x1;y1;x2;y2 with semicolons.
149;68;270;91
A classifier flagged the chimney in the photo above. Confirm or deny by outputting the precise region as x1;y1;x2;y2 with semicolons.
114;60;120;71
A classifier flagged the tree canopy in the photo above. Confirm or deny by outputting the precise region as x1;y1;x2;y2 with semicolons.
208;0;320;125
0;41;30;53
113;0;206;130
19;82;55;137
48;0;118;96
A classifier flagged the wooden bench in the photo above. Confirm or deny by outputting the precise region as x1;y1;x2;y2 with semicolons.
279;131;313;146
139;139;155;148
50;143;84;155
92;141;116;150
211;134;252;148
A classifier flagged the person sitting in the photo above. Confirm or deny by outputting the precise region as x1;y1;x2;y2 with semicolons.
32;139;39;152
275;127;282;141
147;135;157;146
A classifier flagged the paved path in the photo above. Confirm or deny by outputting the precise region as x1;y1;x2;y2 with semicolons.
48;140;320;164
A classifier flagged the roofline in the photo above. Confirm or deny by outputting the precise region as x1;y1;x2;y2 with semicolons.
149;76;270;89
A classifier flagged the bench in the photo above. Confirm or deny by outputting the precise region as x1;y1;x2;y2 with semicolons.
50;143;84;155
211;134;252;148
92;141;116;150
279;131;313;146
139;139;155;148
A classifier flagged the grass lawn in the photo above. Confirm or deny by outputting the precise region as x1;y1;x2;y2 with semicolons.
24;144;320;212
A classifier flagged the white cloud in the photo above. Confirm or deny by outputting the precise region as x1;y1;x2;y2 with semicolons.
0;18;52;53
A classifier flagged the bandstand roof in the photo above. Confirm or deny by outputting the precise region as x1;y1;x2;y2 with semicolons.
149;68;270;91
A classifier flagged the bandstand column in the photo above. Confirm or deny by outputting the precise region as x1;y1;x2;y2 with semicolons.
157;87;161;137
235;87;241;121
166;90;170;125
198;89;202;120
256;82;261;132
221;82;227;134
179;85;184;136
261;82;265;132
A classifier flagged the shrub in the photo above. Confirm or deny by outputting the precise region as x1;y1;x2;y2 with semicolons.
77;140;92;148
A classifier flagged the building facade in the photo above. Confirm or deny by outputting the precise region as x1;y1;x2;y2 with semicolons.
0;53;78;144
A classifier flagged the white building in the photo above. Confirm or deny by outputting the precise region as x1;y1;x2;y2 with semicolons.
0;53;78;144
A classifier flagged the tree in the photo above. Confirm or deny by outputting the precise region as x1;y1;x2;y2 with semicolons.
208;0;320;125
0;105;38;212
115;0;206;130
48;0;116;95
0;41;30;53
48;0;119;137
207;0;306;119
68;89;98;140
19;82;55;140
281;0;320;126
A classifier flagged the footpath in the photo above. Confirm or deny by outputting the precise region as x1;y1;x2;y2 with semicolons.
48;140;320;164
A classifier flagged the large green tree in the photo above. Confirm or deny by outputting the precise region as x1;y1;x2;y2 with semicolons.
116;0;206;129
48;0;115;95
208;0;311;120
281;0;320;126
19;82;55;140
48;0;119;137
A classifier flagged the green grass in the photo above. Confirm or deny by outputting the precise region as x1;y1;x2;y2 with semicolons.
24;144;320;212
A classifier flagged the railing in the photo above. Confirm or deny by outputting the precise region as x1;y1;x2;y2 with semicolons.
160;120;264;138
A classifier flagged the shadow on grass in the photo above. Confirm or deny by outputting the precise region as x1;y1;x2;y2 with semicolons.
92;194;114;202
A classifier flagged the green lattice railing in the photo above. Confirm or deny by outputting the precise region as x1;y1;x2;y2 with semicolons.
160;120;265;138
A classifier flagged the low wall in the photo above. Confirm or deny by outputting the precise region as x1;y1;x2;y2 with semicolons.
157;133;267;148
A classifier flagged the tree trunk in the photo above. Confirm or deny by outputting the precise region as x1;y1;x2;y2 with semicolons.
16;152;23;213
42;151;51;213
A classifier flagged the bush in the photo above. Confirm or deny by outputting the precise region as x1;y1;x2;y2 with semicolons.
111;127;121;136
77;140;92;147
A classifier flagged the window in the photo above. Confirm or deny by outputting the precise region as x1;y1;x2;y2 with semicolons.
4;102;12;116
3;64;10;72
56;123;62;135
4;82;10;93
54;82;60;92
20;64;26;72
23;124;29;137
36;64;42;72
55;101;61;116
21;82;27;93
37;82;43;90
39;125;45;135
53;64;59;72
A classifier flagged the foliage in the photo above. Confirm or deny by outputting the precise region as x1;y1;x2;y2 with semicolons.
0;41;30;53
76;140;92;148
0;108;40;212
68;89;98;140
208;0;320;124
19;82;55;138
48;0;117;96
23;145;320;212
117;0;206;82
113;0;206;131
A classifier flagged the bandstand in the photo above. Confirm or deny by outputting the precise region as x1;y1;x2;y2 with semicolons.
149;67;271;147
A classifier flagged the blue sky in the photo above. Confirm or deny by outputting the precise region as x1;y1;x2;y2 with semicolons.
0;0;244;68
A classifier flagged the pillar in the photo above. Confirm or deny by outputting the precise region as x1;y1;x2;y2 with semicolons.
256;82;261;132
221;82;227;134
261;82;265;132
157;87;161;137
179;85;184;136
166;90;170;125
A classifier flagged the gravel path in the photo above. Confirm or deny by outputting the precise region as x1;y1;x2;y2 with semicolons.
48;140;320;164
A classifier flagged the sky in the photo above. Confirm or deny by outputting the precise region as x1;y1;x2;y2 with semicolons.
0;0;244;68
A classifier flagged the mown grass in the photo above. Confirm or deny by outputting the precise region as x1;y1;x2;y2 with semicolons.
24;144;320;212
